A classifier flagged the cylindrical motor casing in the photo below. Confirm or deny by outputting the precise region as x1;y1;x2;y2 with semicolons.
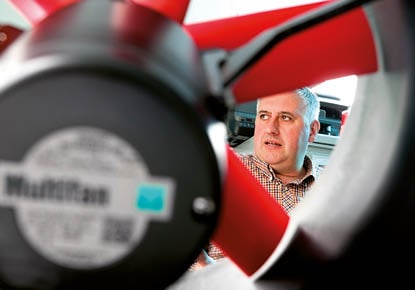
0;1;223;289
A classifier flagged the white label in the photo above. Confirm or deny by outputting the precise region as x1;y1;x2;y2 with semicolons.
0;127;175;269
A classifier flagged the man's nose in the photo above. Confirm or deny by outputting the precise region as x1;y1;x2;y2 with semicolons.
265;119;279;134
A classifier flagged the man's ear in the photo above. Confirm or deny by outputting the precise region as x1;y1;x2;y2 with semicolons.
308;120;320;142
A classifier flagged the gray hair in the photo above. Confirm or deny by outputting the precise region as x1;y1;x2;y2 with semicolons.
295;87;320;125
256;87;320;125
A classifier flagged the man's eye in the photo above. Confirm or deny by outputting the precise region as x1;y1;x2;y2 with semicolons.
259;114;269;120
281;115;292;121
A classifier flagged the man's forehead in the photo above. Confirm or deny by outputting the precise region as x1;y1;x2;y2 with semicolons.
259;91;304;111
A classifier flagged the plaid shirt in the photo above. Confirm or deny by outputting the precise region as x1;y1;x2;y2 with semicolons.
207;153;316;260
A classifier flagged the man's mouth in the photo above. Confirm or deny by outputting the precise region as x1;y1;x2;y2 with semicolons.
264;140;281;146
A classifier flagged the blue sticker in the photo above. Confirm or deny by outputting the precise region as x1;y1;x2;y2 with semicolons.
136;183;166;213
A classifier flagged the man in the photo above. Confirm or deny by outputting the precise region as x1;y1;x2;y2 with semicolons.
240;87;320;212
192;87;321;266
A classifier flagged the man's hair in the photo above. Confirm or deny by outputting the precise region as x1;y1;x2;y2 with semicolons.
295;87;320;125
256;87;320;125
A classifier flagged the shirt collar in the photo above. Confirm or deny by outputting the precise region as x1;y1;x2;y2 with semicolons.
250;155;315;184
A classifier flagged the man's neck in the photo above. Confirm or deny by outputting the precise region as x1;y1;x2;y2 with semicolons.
275;167;306;184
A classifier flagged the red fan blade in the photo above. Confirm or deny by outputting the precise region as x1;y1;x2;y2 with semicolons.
8;0;79;25
212;146;289;276
131;0;190;23
185;1;377;104
0;25;23;54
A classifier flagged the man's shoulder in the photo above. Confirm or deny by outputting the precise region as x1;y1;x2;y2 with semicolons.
237;153;265;170
237;153;255;163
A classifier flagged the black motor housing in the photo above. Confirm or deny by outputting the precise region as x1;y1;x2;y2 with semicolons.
0;1;223;289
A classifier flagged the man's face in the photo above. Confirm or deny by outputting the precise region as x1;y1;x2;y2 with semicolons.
253;91;315;174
